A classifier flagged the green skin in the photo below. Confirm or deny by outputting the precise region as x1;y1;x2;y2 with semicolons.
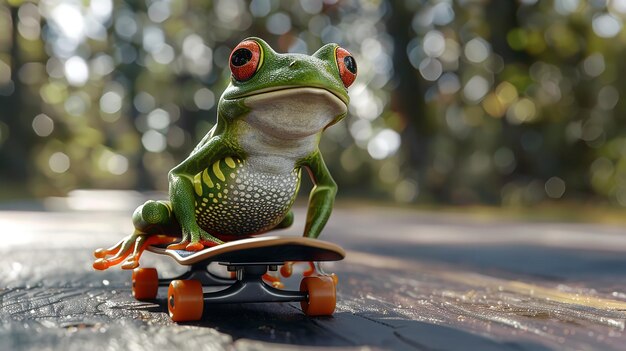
132;37;351;250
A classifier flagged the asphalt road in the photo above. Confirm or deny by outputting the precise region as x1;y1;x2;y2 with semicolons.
1;193;626;350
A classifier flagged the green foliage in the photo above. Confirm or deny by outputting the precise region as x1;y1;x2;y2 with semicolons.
0;0;625;207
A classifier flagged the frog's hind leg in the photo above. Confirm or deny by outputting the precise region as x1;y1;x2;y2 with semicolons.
93;232;178;270
93;232;141;270
93;200;180;270
134;200;188;250
133;200;178;232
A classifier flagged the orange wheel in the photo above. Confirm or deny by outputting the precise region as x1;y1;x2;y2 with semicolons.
167;280;204;322
132;268;159;300
300;276;336;316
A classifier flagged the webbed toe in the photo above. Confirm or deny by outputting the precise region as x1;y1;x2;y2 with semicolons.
185;242;205;251
93;258;110;271
167;241;189;250
121;259;140;270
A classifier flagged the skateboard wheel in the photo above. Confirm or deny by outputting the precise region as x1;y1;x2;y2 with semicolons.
168;280;204;322
132;268;159;300
300;276;336;316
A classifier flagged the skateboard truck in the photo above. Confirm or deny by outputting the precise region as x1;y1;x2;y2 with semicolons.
202;263;308;304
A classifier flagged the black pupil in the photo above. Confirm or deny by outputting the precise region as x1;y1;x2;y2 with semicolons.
231;48;253;67
344;56;357;74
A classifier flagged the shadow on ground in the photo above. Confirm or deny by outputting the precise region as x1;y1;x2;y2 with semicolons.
126;296;555;350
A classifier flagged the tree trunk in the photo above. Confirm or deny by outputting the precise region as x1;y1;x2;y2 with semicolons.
386;1;431;198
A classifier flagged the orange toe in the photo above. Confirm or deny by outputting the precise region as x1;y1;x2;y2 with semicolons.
167;241;189;250
121;259;140;270
93;258;110;271
93;249;108;259
280;262;294;278
185;242;205;251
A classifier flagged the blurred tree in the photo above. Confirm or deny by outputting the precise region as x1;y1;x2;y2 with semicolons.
1;5;30;186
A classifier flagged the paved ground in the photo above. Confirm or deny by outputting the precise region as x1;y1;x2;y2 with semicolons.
1;192;626;350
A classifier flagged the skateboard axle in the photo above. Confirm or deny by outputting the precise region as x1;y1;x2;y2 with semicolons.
201;264;307;304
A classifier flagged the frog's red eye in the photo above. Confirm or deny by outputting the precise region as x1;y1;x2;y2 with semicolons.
229;40;261;82
335;47;357;88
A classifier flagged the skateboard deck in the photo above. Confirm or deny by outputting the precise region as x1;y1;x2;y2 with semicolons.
146;236;345;265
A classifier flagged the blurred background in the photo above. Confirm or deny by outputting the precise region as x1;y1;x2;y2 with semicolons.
1;0;625;212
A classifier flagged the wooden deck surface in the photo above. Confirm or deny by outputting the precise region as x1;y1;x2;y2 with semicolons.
1;194;626;350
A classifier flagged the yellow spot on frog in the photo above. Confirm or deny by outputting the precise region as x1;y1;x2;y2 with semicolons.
225;157;236;168
202;198;209;203
202;169;214;188
213;198;218;203
212;160;226;182
193;173;203;196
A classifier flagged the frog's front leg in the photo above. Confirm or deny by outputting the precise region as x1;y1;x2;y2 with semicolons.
93;200;179;270
167;138;231;251
285;151;338;280
167;174;224;251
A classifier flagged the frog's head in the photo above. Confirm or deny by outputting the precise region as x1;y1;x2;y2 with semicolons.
218;37;357;139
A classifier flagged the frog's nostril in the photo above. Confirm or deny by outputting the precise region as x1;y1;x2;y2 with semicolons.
289;60;297;68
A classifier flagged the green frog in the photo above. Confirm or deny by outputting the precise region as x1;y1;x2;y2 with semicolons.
93;37;357;270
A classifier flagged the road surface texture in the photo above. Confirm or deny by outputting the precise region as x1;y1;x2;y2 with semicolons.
1;191;626;351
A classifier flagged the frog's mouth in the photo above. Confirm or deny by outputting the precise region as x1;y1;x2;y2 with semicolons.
239;87;348;139
230;85;349;105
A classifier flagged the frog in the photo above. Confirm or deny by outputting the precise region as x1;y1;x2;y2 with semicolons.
93;37;357;274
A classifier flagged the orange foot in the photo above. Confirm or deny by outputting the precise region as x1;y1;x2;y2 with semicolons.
167;240;221;251
166;241;189;250
93;234;178;270
280;261;338;286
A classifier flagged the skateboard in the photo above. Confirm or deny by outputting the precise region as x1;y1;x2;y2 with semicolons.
130;236;345;322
